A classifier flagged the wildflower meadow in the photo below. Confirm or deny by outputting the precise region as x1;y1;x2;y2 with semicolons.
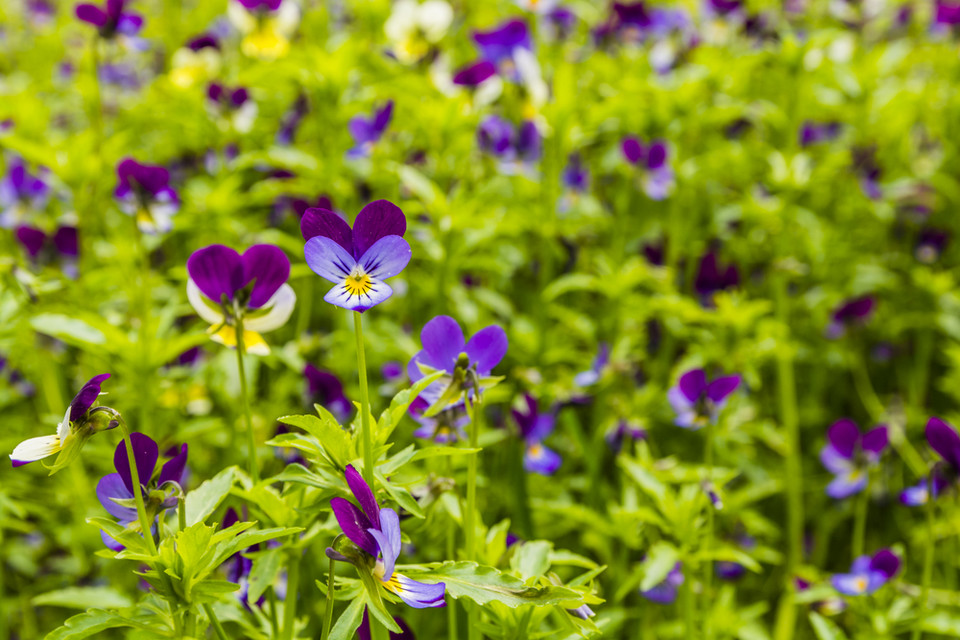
2;0;960;638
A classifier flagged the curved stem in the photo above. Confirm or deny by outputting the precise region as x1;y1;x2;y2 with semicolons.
321;556;336;640
911;499;936;640
465;397;482;640
703;422;715;640
851;488;869;559
234;316;260;484
445;456;459;640
203;604;229;640
118;418;158;557
353;311;375;490
282;549;300;640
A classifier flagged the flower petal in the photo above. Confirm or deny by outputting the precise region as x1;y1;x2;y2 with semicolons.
831;572;869;596
187;279;226;325
420;316;466;372
826;470;866;500
926;416;960;469
391;574;446;608
96;472;137;520
187;244;244;304
827;418;860;460
114;432;159;494
69;373;111;422
678;369;707;403
465;325;508;375
300;207;353;251
323;278;393;312
352;200;407;258
358;236;412;280
304;236;356;283
706;375;740;403
10;435;61;467
861;425;888;459
243;283;296;332
331;496;378;556
820;444;854;475
869;549;900;580
76;4;108;27
345;464;380;527
369;507;402;580
524;441;561;475
158;443;188;487
241;245;290;308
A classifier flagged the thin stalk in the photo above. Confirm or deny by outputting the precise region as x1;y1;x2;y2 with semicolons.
321;557;336;640
910;499;936;640
682;569;696;640
268;589;279;638
445;456;459;640
353;312;376;490
465;398;482;640
282;549;301;640
0;525;5;640
203;604;229;640
703;422;715;640
235;316;260;484
118;418;158;557
851;488;869;559
178;495;186;532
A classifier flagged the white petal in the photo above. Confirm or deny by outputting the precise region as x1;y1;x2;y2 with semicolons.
227;1;256;33
187;279;227;325
11;435;61;466
244;283;296;332
385;0;419;41
418;0;453;41
56;404;71;441
275;0;301;34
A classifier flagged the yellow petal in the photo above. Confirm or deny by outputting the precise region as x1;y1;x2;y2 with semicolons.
209;325;271;355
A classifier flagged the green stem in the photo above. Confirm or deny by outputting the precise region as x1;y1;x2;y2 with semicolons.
321;556;336;640
682;568;696;640
703;422;715;640
118;419;159;557
911;499;936;640
0;525;6;640
465;398;482;640
851;488;869;559
445;457;459;640
282;549;300;640
235;315;260;484
268;588;280;638
353;311;375;490
178;495;186;532
203;604;229;640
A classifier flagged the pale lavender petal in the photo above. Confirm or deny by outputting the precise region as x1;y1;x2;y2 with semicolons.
359;236;412;280
304;236;357;283
96;472;137;521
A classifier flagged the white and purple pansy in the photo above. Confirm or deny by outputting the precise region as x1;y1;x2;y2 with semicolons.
228;0;300;60
621;135;674;200
96;433;188;551
302;199;411;312
0;156;50;228
10;373;113;469
186;244;296;355
819;419;888;500
207;83;257;133
667;368;741;429
331;465;446;609
384;0;454;65
831;549;900;596
512;394;562;475
573;342;609;387
114;158;180;234
75;0;143;39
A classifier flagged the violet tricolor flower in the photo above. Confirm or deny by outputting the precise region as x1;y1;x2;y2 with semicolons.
473;19;532;70
97;433;188;550
820;419;887;500
75;0;143;39
0;157;50;228
304;364;352;421
207;83;257;133
410;396;469;443
186;244;296;355
170;34;221;88
900;475;948;507
11;374;115;470
15;225;79;277
347;101;394;159
302;200;411;312
277;93;309;145
916;228;949;264
694;251;739;301
331;465;446;608
573;343;609;387
562;153;590;193
668;369;741;429
925;416;960;487
228;0;300;59
513;395;561;475
407;315;508;413
641;563;684;604
799;121;841;147
832;549;900;596
114;158;180;234
478;116;541;170
622;136;674;200
826;296;875;339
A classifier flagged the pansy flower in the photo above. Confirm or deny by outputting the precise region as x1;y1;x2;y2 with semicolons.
331;465;446;608
622;136;674;200
347;101;394;159
935;0;960;27
207;83;257;133
409;396;469;443
831;549;900;596
478;116;541;173
694;250;739;302
512;395;561;475
11;374;114;470
473;19;532;74
75;0;143;39
853;147;882;200
826;296;875;339
799;121;841;147
228;0;300;60
114;158;180;234
820;419;887;499
640;563;684;604
97;433;188;550
170;34;222;88
667;369;741;429
384;0;454;65
186;244;296;355
304;364;352;421
559;153;590;212
277;93;309;145
900;474;949;507
0;157;50;228
407;315;508;414
922;416;960;493
15;224;79;277
916;228;949;264
302;200;411;312
574;342;609;387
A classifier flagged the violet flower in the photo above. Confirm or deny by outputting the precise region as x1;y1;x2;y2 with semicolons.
304;364;352;421
923;416;960;493
916;228;949;264
75;0;143;39
277;93;309;145
605;421;646;454
900;475;949;507
15;225;79;277
820;419;887;499
207;83;257;133
473;19;532;71
331;464;446;608
641;563;684;604
478;116;542;171
622;136;674;200
512;395;561;475
831;549;900;596
935;0;960;27
0;157;50;228
799;121;841;147
170;34;222;88
826;296;875;339
10;374;115;469
97;433;187;550
716;535;756;581
186;244;296;355
668;369;741;429
694;251;739;301
228;0;300;59
573;343;609;387
302;200;410;312
409;396;470;443
347;101;394;159
114;158;180;234
562;153;590;193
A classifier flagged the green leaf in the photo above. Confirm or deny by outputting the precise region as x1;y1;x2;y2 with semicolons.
809;612;850;640
247;547;284;604
210;527;303;569
33;587;133;610
30;314;107;347
44;609;157;640
511;541;553;581
185;466;237;526
328;597;366;640
278;411;351;467
922;611;960;636
639;542;679;592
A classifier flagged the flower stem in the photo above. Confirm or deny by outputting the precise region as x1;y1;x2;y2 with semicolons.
353;312;376;490
445;456;459;640
851;488;869;559
234;316;260;484
911;499;936;640
118;418;158;557
703;421;715;640
682;569;696;639
321;556;336;640
282;549;300;640
465;397;482;640
203;604;229;640
178;495;186;532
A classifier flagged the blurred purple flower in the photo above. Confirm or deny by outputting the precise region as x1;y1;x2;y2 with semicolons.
75;0;143;39
826;296;875;339
641;563;684;604
820;419;887;500
513;394;561;475
832;549;900;596
668;368;741;429
114;158;180;233
621;136;674;199
304;364;352;421
0;157;50;228
348;101;394;159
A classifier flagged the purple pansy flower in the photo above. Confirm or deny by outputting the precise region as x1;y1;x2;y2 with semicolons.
75;0;143;39
574;343;609;387
478;116;542;170
605;421;646;454
513;395;561;475
935;0;960;26
11;374;114;469
473;19;532;69
304;364;352;421
900;474;949;507
853;147;882;200
694;251;740;301
331;465;446;608
409;396;470;443
922;416;960;493
641;563;684;604
621;136;674;200
347;101;394;159
186;244;296;355
277;93;309;145
114;158;180;234
716;535;756;581
668;369;741;429
562;153;590;193
799;121;841;147
207;83;257;133
452;60;498;87
826;296;875;339
820;419;888;500
97;433;188;550
831;549;900;596
916;228;949;264
15;225;79;277
302;200;411;312
0;157;50;228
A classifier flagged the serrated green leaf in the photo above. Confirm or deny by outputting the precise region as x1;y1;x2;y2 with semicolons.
185;466;237;526
43;609;157;640
328;597;366;640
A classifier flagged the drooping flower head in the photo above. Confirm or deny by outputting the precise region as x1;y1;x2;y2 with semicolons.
330;465;446;608
347;101;394;159
512;395;561;475
186;244;296;355
826;296;875;339
0;157;50;228
207;83;258;134
75;0;143;39
478;116;541;172
97;433;188;550
831;549;900;596
621;136;674;200
304;364;352;421
668;369;741;429
302;200;411;312
11;374;115;471
820;419;887;500
114;158;180;234
385;0;454;64
640;563;684;604
228;0;300;59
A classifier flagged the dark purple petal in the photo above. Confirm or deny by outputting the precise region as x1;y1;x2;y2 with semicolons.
646;140;668;170
678;369;707;403
241;244;290;308
420;316;466;372
344;464;380;528
473;19;531;63
114;432;159;494
76;3;108;26
861;426;888;457
453;60;497;86
330;497;378;556
465;325;508;375
105;0;124;18
16;225;46;258
53;226;79;257
705;375;740;403
158;443;188;486
516;121;542;162
622;137;644;165
300;207;353;251
96;472;137;521
187;244;244;304
352;200;407;259
826;419;860;460
869;549;900;579
187;34;220;50
69;373;111;421
373;101;394;134
927;417;960;469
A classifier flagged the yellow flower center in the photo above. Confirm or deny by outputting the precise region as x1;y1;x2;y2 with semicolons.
854;577;867;593
344;271;373;296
